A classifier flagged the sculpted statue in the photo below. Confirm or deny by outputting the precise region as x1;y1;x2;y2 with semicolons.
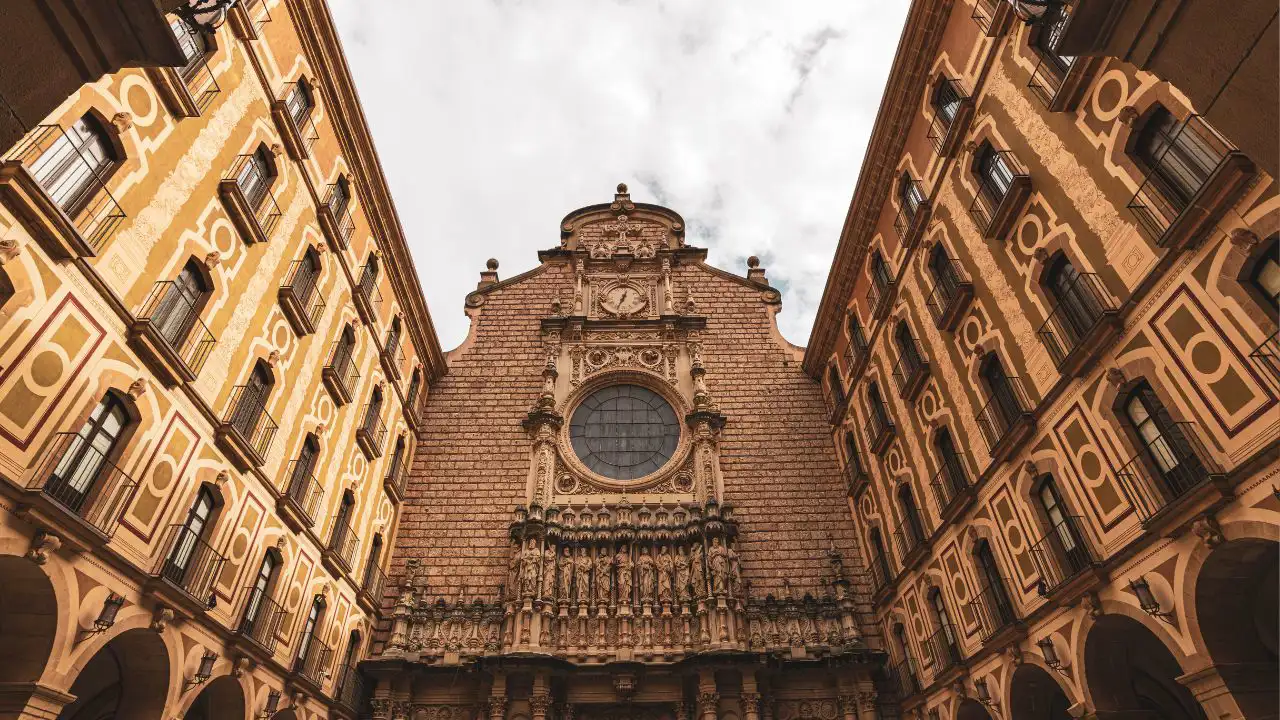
507;540;522;599
675;546;692;602
637;547;656;604
726;542;742;598
521;539;541;597
594;546;613;605
541;544;557;600
556;547;574;601
574;546;593;605
689;542;707;598
708;537;729;595
655;546;675;604
614;545;633;605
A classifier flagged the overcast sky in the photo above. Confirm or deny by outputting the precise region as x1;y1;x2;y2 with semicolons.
329;0;910;351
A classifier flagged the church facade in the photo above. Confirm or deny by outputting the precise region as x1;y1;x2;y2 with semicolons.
363;186;886;719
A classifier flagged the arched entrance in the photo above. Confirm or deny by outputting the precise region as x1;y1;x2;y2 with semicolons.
955;698;994;720
57;627;169;719
1193;538;1278;718
1083;614;1205;720
1010;663;1071;719
184;674;245;720
0;555;60;714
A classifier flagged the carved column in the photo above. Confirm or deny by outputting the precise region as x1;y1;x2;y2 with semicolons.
486;697;508;720
529;694;552;720
697;670;719;720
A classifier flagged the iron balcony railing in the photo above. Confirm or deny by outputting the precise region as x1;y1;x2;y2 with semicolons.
235;584;285;654
968;150;1030;237
384;341;406;379
135;280;217;376
1037;273;1117;368
1027;3;1076;107
279;82;320;155
224;154;282;240
283;460;324;527
924;624;963;673
361;561;387;606
384;456;408;497
868;553;894;596
970;0;1006;35
1248;331;1280;397
334;662;365;711
357;405;388;457
1115;421;1220;525
891;657;922;698
891;337;930;399
324;341;360;396
867;277;896;318
967;580;1019;644
926;79;967;154
930;454;970;515
328;518;360;572
844;449;869;492
895;179;927;241
356;271;383;317
154;523;226;605
224;385;279;461
32;431;140;539
866;402;896;452
893;515;930;564
846;322;870;371
1030;516;1096;597
324;183;356;246
1127;114;1236;246
280;260;326;327
924;255;973;328
5;124;127;251
172;22;221;113
975;374;1033;456
292;631;333;686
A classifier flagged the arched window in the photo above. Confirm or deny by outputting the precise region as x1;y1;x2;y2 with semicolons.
1244;234;1280;311
387;436;406;482
359;254;379;295
973;141;1015;206
870;251;893;293
45;392;133;512
933;426;966;497
332;323;357;372
928;243;960;295
406;369;422;412
1031;3;1075;73
847;312;868;355
869;527;893;584
294;594;326;669
931;78;962;128
29;113;118;213
362;386;384;434
894;321;924;374
230;361;275;439
235;145;277;211
899;173;925;220
892;622;912;662
284;78;315;128
1122;383;1202;496
868;382;890;427
1044;253;1105;338
844;432;865;478
1132;104;1222;211
242;549;280;631
169;16;212;79
362;533;384;590
385;316;402;357
287;433;321;500
153;258;212;348
897;482;926;546
928;587;959;659
331;490;355;547
974;540;1016;625
1035;475;1088;568
980;354;1022;427
827;364;846;409
163;485;218;583
328;175;351;217
336;629;363;697
292;246;322;306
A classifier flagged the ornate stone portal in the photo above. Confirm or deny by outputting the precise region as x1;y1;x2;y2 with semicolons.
366;186;883;719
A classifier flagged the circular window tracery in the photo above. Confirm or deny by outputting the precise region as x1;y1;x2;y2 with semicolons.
568;384;680;480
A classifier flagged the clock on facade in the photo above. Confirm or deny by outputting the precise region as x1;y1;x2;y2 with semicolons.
568;384;680;481
600;284;647;316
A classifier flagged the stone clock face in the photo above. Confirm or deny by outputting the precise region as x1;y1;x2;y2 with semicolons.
601;285;647;315
569;384;680;480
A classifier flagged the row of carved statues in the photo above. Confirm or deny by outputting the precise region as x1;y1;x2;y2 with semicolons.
508;535;742;606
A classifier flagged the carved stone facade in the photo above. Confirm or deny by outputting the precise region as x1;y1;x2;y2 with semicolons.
370;186;884;717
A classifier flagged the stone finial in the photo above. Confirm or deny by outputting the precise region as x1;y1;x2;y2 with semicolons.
746;255;767;283
616;183;628;194
478;258;499;290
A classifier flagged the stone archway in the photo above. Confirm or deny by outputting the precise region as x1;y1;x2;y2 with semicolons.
1009;663;1071;720
183;674;245;720
1083;614;1205;720
0;554;60;715
955;698;995;720
57;627;170;720
1190;538;1278;719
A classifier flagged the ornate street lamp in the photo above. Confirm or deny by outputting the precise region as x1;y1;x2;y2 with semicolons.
1129;576;1175;623
258;690;281;719
173;0;243;33
93;593;125;633
185;650;218;690
1037;636;1064;672
973;677;1000;709
1010;0;1059;22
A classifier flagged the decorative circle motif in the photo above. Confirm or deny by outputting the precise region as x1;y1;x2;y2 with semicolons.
555;473;578;494
568;384;680;481
673;472;694;492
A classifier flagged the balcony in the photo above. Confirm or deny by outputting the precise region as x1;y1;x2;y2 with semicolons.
1127;114;1256;252
272;84;319;161
319;184;356;251
1030;516;1101;600
868;556;895;607
353;274;382;327
1026;5;1102;113
0;124;127;260
358;562;386;614
383;458;407;502
866;279;896;322
971;0;1012;36
291;632;333;694
380;342;406;383
148;523;226;618
923;624;964;677
969;151;1031;241
924;256;974;331
16;432;139;552
231;585;284;660
866;404;896;456
889;658;922;699
930;457;973;525
1036;273;1121;377
334;662;366;712
894;183;931;250
892;339;931;402
966;581;1021;646
1115;422;1229;532
827;383;851;426
845;323;872;380
277;460;323;534
1248;331;1280;397
323;519;359;577
128;281;217;387
893;517;931;572
974;376;1036;466
228;0;272;40
278;260;326;336
145;42;219;118
214;385;279;471
355;408;387;460
926;80;974;160
844;453;869;497
219;155;282;246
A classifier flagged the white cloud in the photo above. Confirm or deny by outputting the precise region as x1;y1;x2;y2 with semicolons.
329;0;910;350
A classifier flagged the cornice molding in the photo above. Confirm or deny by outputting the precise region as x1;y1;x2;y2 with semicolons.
284;0;447;382
801;0;952;377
